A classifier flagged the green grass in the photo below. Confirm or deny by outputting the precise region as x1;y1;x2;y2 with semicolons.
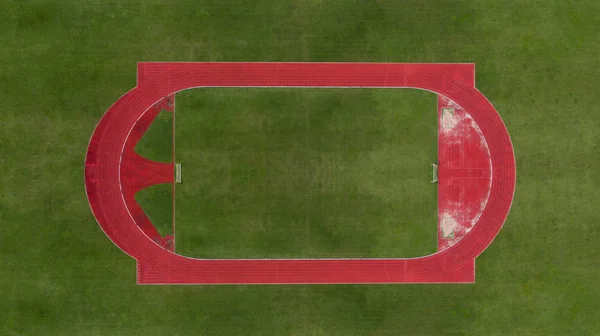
174;88;437;258
135;110;173;163
135;184;173;237
1;0;599;335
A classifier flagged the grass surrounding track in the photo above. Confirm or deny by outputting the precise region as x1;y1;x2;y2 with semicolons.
1;0;599;335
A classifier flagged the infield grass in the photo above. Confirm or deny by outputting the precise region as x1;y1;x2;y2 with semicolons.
172;88;438;258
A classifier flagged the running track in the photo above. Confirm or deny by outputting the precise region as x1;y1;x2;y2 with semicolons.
85;63;516;284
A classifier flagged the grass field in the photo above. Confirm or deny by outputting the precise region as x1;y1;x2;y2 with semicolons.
171;88;437;259
1;0;600;335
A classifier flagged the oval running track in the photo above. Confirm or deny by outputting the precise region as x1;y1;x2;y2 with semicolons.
85;62;516;284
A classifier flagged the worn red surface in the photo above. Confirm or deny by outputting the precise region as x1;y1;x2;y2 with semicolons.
437;95;492;252
85;63;516;284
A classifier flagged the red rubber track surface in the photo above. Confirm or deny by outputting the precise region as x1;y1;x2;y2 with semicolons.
437;95;493;252
85;63;516;284
119;95;175;250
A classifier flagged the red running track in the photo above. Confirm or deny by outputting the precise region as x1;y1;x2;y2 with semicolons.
85;63;516;284
437;95;493;252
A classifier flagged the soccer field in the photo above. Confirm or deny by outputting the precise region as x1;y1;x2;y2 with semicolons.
2;0;600;335
170;88;438;259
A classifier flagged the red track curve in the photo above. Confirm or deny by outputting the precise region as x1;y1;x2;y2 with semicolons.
85;63;516;284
